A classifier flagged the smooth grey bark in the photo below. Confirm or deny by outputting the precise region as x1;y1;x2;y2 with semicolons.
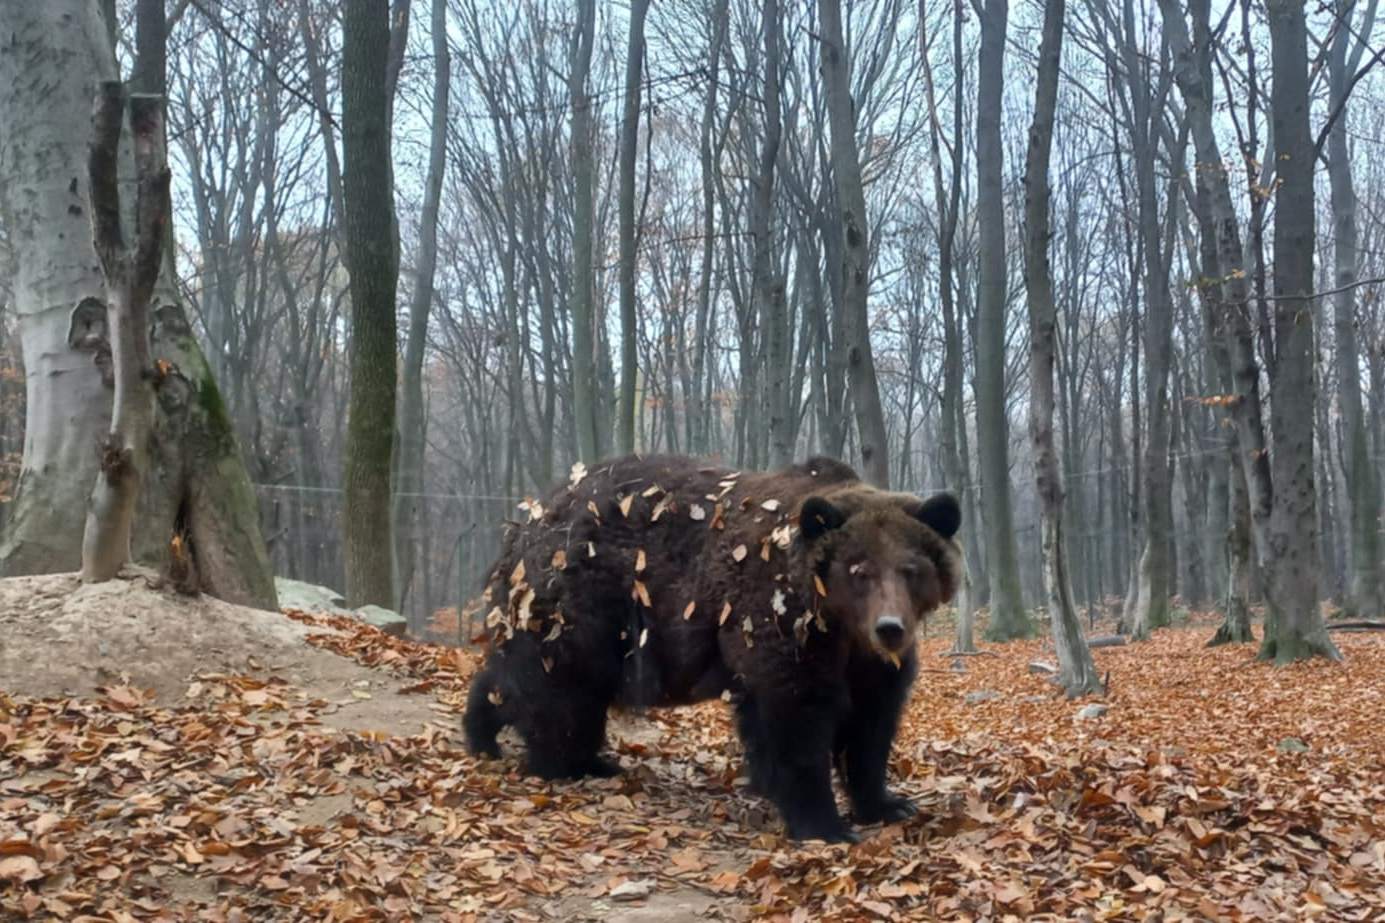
394;0;449;616
568;0;600;463
1105;0;1174;641
923;0;975;652
688;0;728;457
1327;0;1384;620
616;0;649;456
819;0;890;488
1262;0;1341;662
974;0;1032;640
0;0;275;608
1024;0;1100;695
752;0;791;468
341;0;399;608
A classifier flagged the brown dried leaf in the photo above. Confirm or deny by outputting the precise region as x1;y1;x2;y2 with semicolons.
732;544;748;563
632;580;652;608
619;494;635;518
682;601;696;620
719;601;732;625
635;549;647;573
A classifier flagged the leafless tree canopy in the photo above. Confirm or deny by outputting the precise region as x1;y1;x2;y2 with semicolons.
2;0;1381;661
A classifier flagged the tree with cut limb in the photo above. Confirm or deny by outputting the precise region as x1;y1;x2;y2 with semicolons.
1023;0;1101;696
80;84;169;582
341;0;400;608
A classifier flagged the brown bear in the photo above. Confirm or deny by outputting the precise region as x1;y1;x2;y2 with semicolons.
463;454;961;843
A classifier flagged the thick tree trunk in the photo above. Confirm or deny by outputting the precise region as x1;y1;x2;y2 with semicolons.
819;0;890;488
0;0;275;608
1328;0;1384;620
394;0;449;616
568;0;600;463
1261;0;1340;662
341;0;399;608
1024;0;1100;696
974;0;1032;640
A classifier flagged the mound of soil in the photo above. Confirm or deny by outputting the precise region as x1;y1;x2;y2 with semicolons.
0;569;439;734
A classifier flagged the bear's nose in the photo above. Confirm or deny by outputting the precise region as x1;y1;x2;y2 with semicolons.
875;615;906;650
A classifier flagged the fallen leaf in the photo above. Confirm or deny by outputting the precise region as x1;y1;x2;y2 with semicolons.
732;545;748;562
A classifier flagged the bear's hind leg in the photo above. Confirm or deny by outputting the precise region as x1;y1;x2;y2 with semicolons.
516;677;619;780
742;691;855;843
836;661;917;825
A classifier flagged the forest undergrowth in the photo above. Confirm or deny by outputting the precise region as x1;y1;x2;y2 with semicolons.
2;605;1382;921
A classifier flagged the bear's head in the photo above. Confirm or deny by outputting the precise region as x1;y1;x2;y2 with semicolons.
797;488;962;661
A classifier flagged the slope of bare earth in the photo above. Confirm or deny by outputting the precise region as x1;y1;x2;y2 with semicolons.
0;571;436;735
2;593;1384;922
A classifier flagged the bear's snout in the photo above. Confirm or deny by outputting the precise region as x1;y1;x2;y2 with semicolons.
874;614;907;651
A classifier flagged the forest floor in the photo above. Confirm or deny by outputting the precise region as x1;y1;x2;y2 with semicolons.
2;576;1383;922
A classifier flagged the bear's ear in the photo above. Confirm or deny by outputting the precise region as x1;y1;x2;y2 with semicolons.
914;492;960;539
799;497;846;541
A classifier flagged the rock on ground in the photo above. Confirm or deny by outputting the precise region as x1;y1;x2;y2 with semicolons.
274;577;408;637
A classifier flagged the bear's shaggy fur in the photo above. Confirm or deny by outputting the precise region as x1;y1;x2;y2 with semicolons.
464;454;961;842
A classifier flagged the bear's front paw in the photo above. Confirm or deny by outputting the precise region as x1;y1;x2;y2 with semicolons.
854;793;917;825
787;817;860;844
580;755;623;778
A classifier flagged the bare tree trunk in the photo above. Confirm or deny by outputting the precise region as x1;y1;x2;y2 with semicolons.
689;0;728;458
1328;0;1384;620
1262;0;1340;662
1024;0;1100;696
974;0;1032;640
923;0;975;652
80;83;168;581
753;0;791;468
394;0;449;614
341;0;399;608
569;0;600;463
616;0;649;455
818;0;890;488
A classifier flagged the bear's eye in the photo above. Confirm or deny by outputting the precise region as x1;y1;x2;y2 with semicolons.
899;563;919;579
847;561;872;581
